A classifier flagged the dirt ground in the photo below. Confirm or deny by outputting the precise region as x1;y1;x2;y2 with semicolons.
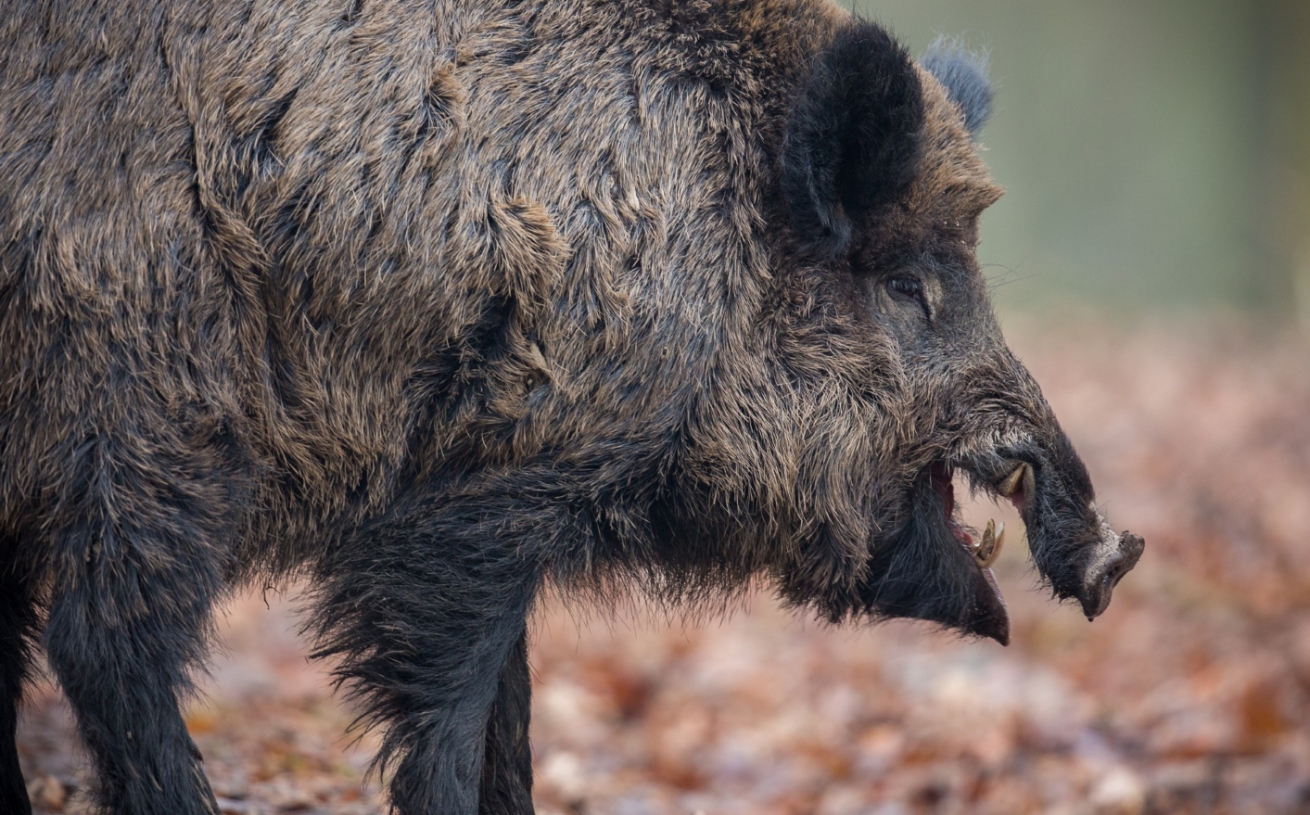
16;315;1310;815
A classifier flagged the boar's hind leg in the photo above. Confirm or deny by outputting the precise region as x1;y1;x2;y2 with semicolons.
0;559;38;815
311;501;542;815
41;454;226;815
478;628;533;815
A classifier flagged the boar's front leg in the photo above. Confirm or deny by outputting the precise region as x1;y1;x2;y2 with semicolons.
310;495;542;815
478;628;534;815
40;437;228;815
0;552;39;815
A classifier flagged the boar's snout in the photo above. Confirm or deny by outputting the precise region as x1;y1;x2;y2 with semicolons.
988;439;1144;621
1078;524;1145;620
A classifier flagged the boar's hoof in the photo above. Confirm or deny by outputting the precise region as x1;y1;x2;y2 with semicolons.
1078;529;1145;620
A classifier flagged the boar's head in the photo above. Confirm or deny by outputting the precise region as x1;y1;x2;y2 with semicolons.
323;8;1146;650
654;21;1143;645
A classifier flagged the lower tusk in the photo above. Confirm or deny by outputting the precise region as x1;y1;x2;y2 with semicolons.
977;519;1005;567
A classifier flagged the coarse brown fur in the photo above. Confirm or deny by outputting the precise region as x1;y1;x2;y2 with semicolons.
0;1;1142;813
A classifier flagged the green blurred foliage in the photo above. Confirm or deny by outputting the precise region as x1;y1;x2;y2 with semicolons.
857;0;1310;317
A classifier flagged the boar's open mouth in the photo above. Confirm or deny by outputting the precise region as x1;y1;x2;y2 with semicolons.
930;461;1007;570
853;439;1142;647
858;459;1012;646
893;450;1142;647
929;460;1010;639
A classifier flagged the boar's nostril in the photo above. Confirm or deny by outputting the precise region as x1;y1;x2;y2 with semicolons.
1079;530;1145;620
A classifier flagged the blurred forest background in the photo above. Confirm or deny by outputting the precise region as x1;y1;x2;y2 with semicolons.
15;2;1310;815
870;0;1310;318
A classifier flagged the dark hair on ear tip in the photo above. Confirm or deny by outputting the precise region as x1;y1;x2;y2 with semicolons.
781;20;925;256
922;37;994;137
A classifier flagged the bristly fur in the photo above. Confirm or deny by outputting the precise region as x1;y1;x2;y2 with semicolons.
781;20;925;256
922;37;994;137
0;1;1137;814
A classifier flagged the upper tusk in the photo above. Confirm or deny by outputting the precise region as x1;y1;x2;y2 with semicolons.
998;463;1030;498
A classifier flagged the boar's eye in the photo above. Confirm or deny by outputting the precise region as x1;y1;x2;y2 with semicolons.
885;275;930;320
886;275;923;301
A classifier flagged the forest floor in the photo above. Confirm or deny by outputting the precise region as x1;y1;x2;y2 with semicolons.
16;314;1310;815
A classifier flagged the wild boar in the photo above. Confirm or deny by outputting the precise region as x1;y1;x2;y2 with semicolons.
0;0;1144;813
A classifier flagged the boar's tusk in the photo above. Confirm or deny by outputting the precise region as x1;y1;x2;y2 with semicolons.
997;463;1029;499
976;519;1005;567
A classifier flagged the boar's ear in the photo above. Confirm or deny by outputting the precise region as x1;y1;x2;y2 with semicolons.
782;22;924;256
922;38;994;138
